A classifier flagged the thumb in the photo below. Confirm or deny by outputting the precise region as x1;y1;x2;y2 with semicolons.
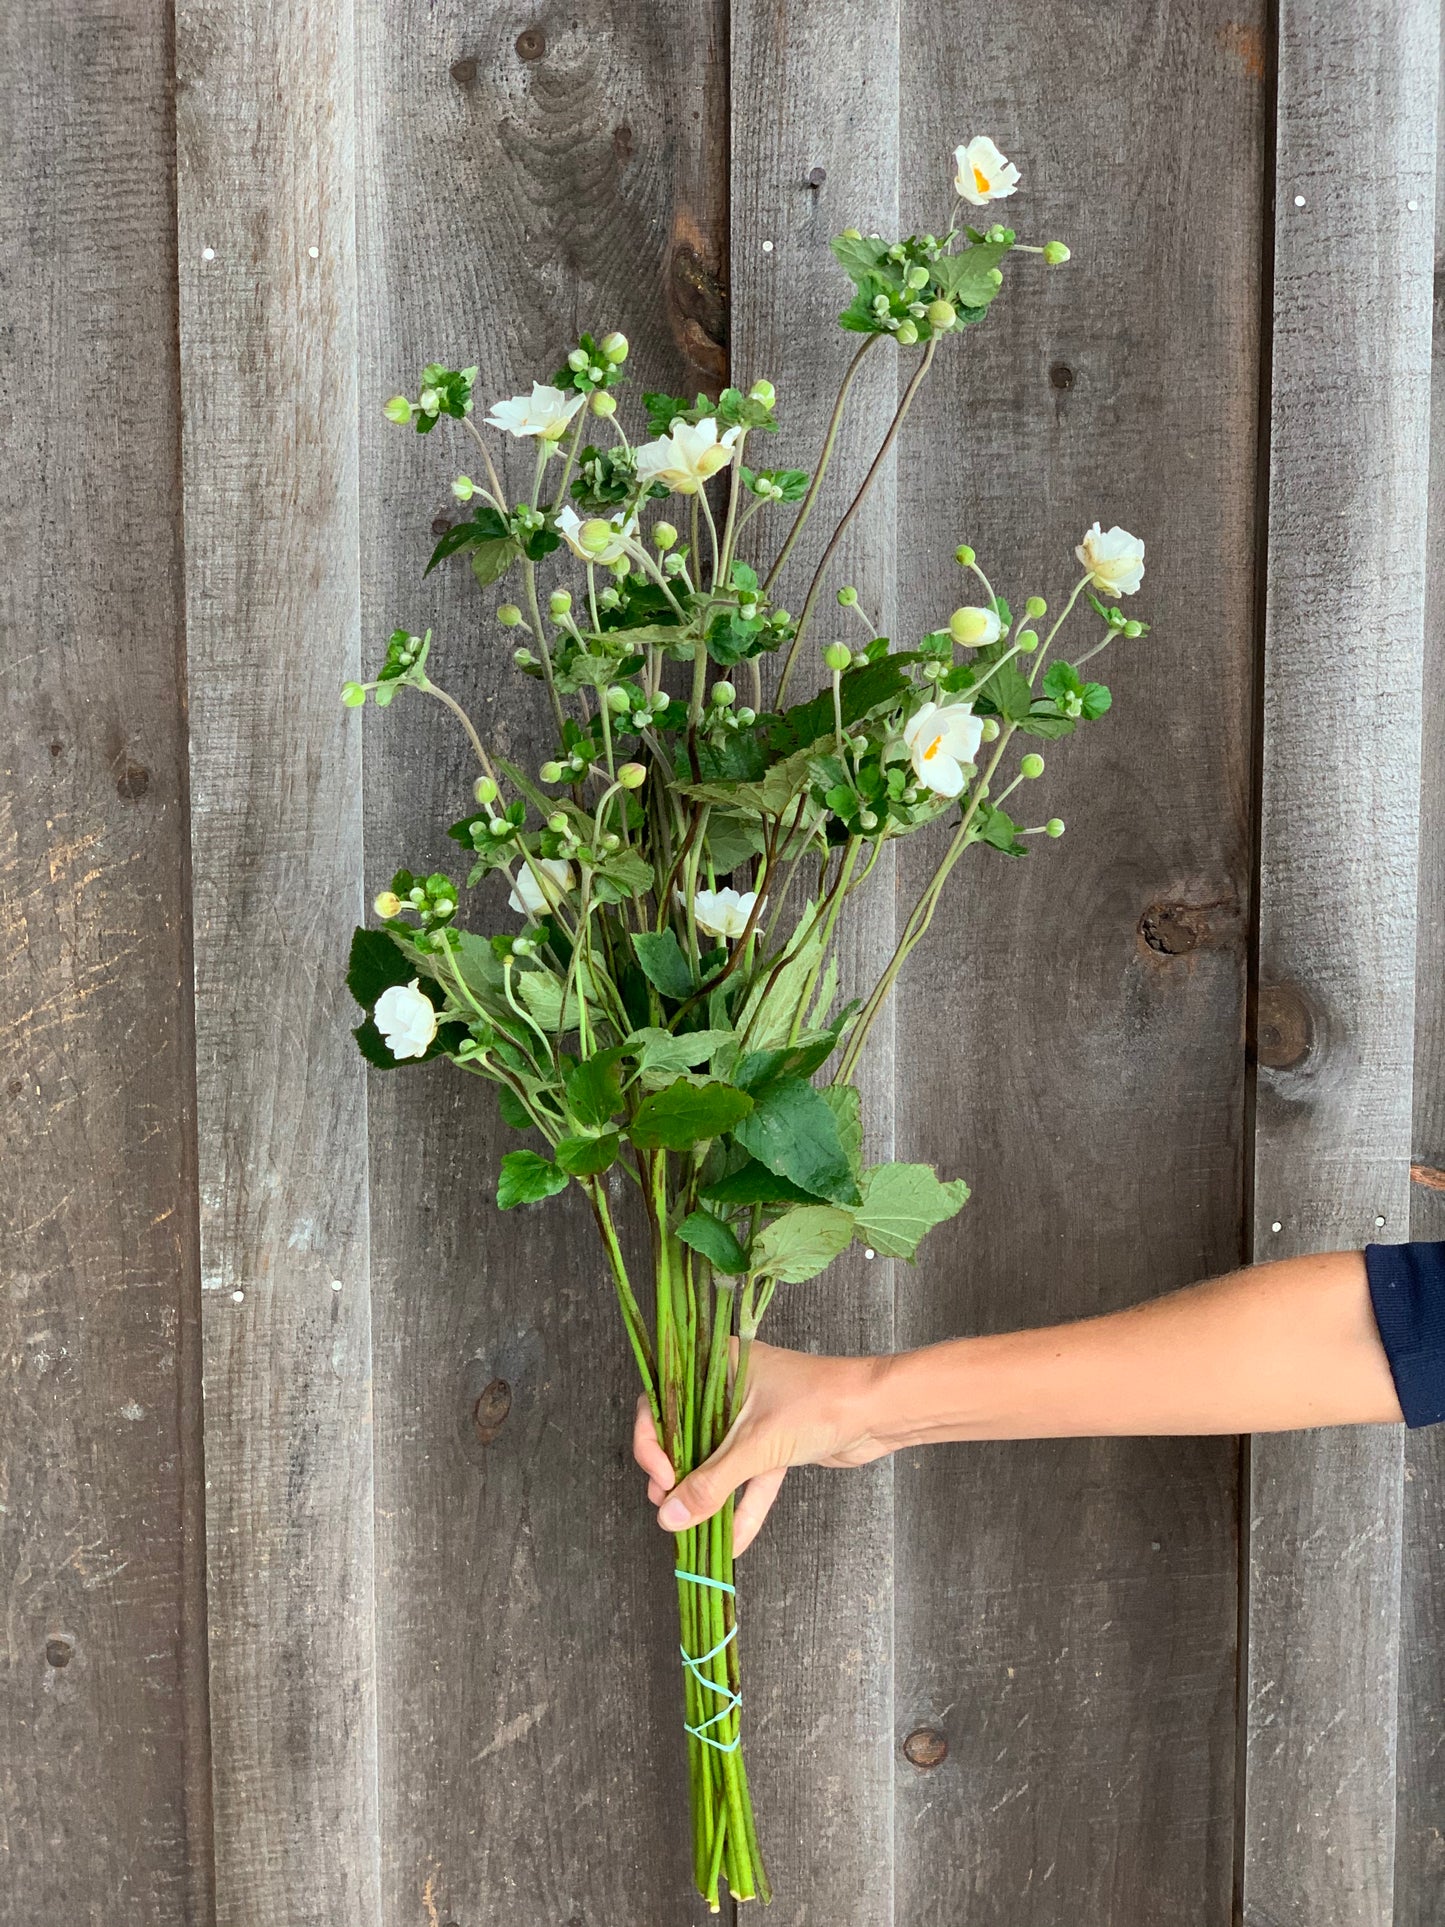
656;1431;759;1533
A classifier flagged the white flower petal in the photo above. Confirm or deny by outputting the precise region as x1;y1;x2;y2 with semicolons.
509;856;574;915
373;979;439;1060
1075;521;1145;596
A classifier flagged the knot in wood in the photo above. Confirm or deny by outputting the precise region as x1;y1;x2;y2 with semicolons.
45;1635;74;1667
903;1725;948;1769
473;1377;512;1444
1140;900;1211;956
515;27;545;61
449;56;477;87
1256;983;1314;1071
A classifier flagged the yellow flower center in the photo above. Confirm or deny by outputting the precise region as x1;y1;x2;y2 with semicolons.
973;166;991;196
923;734;944;761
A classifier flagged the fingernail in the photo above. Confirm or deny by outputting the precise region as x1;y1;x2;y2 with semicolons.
658;1497;688;1530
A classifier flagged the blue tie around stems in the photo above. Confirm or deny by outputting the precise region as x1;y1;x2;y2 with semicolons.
674;1568;742;1753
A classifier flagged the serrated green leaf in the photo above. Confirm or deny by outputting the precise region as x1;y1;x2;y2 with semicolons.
631;928;695;1000
497;1149;569;1208
853;1162;970;1260
628;1079;754;1151
555;1132;621;1177
733;1074;859;1206
700;1159;816;1207
496;1084;534;1130
469;536;521;587
734;923;825;1050
624;1026;733;1087
748;1205;855;1283
564;1046;628;1129
931;239;1011;308
676;1209;750;1275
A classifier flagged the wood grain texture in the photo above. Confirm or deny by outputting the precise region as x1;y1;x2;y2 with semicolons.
173;4;380;1923
1245;6;1438;1925
1396;20;1445;1922
355;6;728;1921
0;7;213;1923
893;8;1265;1922
728;4;900;1920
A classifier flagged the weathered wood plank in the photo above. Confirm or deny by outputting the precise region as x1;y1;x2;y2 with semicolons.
728;5;901;1921
894;8;1265;1922
355;7;728;1920
0;7;212;1922
173;4;380;1923
1396;20;1445;1922
1245;6;1437;1925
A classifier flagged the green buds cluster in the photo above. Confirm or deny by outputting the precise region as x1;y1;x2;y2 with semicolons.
386;364;476;435
553;331;629;400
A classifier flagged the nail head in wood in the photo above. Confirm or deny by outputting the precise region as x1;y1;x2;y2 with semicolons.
903;1726;948;1769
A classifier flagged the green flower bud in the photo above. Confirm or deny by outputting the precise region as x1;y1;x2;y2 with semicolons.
1016;629;1039;652
988;267;1004;287
497;603;523;627
736;706;757;726
954;543;975;567
512;937;535;957
474;776;498;804
539;760;564;783
610;555;631;578
663;553;686;575
837;585;858;606
383;394;413;424
770;608;791;627
852;652;869;668
895;319;919;345
451;474;475;501
840;227;862;241
567;347;590;372
1046;817;1066;837
630;711;650;730
921;659;943;680
591;391;617;419
980;717;1001;741
418;386;441;415
711;680;736;706
488;818;511;838
859;809;879;830
950;605;996;645
513;647;535;666
600;331;629;363
1020;753;1045;778
617;761;648;789
848;735;868;756
652;520;678;550
823;641;852;673
1025;595;1047;618
374;890;402;918
600;832;621;853
606;686;631;712
1124;619;1144;638
905;264;930;290
926;299;956;329
340;681;366;707
749;378;776;406
548;589;572;618
1043;241;1071;265
578;517;616;556
547;813;569;835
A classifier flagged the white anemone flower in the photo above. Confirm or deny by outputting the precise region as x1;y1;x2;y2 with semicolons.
953;136;1021;207
485;382;586;442
690;886;763;941
1075;522;1145;596
373;979;438;1061
903;699;984;798
556;503;636;566
509;856;574;915
634;417;742;495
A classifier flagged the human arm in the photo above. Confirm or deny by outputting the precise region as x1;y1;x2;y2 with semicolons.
634;1250;1408;1554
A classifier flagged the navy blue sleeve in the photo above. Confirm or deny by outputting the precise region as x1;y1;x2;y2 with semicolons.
1364;1241;1445;1428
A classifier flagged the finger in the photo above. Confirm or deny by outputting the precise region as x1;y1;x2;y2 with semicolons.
731;1468;787;1557
632;1394;675;1490
647;1478;666;1506
656;1438;757;1533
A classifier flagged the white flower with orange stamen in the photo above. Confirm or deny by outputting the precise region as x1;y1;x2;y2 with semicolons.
902;699;984;799
953;136;1021;207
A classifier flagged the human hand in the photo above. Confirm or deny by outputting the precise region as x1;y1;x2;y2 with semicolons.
631;1339;894;1555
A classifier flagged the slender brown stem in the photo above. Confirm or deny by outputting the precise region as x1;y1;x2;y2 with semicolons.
762;334;878;598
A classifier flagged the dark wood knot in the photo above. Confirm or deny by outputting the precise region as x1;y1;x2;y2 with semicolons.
1139;900;1218;956
116;761;151;801
515;27;545;60
449;56;477;87
1256;983;1314;1071
45;1636;73;1668
903;1726;948;1769
1049;360;1074;390
473;1378;512;1444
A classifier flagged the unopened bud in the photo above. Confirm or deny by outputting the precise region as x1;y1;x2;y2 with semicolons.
663;553;686;574
451;474;475;501
852;652;869;668
895;319;919;345
1046;817;1066;837
837;585;858;607
950;606;995;645
617;761;648;789
840;226;862;241
539;760;564;784
383;395;413;424
578;517;615;556
859;809;879;830
980;718;1001;741
954;544;975;567
591;391;617;418
1025;595;1047;618
905;264;930;290
567;347;590;372
1020;753;1045;779
823;641;852;673
341;681;366;707
600;331;629;363
600;832;620;853
988;268;1004;287
374;891;402;918
474;776;498;804
513;647;536;666
652;520;678;551
926;299;956;329
749;378;776;406
418;387;441;415
497;603;523;627
1043;241;1071;265
605;686;631;713
1124;619;1144;638
548;589;572;618
1016;629;1039;652
736;706;757;726
546;813;569;835
711;680;736;706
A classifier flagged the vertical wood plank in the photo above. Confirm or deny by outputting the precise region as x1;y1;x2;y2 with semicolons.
355;6;728;1920
1395;17;1445;1923
895;7;1265;1923
729;6;900;1920
1245;6;1437;1924
0;7;213;1921
173;4;381;1922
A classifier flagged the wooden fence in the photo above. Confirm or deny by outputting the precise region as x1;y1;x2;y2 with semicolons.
3;2;1443;1922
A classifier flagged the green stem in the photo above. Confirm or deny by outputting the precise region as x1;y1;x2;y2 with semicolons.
762;333;877;597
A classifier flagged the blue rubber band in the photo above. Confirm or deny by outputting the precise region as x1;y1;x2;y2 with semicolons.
675;1568;742;1753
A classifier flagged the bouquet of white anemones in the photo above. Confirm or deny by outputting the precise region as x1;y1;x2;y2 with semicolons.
342;135;1149;1910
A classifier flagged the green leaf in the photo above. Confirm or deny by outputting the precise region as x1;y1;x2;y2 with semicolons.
346;926;414;1007
590;845;654;905
700;1158;816;1208
624;1026;733;1087
734;923;825;1050
733;1074;860;1206
1081;681;1112;720
497;1149;569;1208
1018;709;1077;741
564;1046;628;1129
830;232;894;284
748;1205;855;1283
496;1085;533;1130
852;1162;970;1261
1042;661;1083;702
973;800;1028;857
676;1209;750;1275
704;813;767;874
555;1132;621;1177
821;1082;863;1175
771;658;909;755
469;537;521;587
631;928;695;1000
930;239;1012;308
982;662;1034;724
628;1079;754;1151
